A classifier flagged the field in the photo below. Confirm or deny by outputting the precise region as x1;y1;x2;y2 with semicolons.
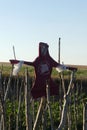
0;62;87;79
0;62;87;130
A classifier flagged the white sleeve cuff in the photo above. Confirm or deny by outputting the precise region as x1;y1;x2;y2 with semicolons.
12;61;24;76
56;64;66;73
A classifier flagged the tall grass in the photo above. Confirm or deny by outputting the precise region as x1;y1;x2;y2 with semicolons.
0;62;87;79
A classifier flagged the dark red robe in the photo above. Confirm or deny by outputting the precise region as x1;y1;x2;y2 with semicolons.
30;55;59;98
24;42;60;98
10;42;77;99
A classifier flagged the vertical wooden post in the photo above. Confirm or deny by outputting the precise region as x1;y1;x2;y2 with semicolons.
0;71;3;130
83;102;87;130
25;69;32;130
32;99;35;124
73;90;77;130
33;98;44;130
46;80;54;130
0;72;12;130
58;37;61;64
58;37;63;119
16;80;23;130
59;77;62;118
57;71;74;130
42;103;46;130
67;92;72;130
4;74;12;101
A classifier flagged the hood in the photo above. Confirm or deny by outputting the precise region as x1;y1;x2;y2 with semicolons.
39;42;49;57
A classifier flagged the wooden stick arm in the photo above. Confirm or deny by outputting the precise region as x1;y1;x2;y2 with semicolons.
56;64;77;73
9;59;33;66
10;59;20;64
66;66;77;72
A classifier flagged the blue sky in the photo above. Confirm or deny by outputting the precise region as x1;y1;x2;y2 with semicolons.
0;0;87;65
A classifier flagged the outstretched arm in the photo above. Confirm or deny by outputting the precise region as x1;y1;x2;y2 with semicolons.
9;59;34;66
9;59;34;76
66;66;77;71
56;64;77;73
49;56;77;72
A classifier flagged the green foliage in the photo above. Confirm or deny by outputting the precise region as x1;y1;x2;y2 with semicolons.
2;87;86;130
0;63;87;129
76;69;87;79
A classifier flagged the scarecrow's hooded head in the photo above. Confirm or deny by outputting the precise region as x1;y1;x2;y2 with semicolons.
39;42;49;57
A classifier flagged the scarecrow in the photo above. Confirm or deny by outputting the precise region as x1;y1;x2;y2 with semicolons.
10;42;77;99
